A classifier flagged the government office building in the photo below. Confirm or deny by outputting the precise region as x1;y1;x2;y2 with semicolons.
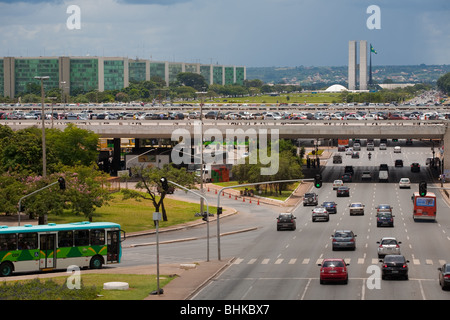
0;56;246;98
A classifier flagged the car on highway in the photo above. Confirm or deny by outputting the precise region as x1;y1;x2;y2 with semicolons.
411;163;421;172
276;213;296;231
322;201;337;214
367;142;375;151
336;186;350;197
394;146;401;153
333;154;342;163
331;230;356;251
351;151;359;159
353;143;361;151
376;204;393;213
361;171;372;180
344;165;354;175
399;178;411;189
395;159;403;167
377;211;395;227
349;202;365;215
380;255;409;280
303;193;318;206
438;263;450;290
312;207;329;222
332;180;343;190
341;173;352;182
377;237;402;258
318;258;349;284
345;148;353;155
379;143;387;150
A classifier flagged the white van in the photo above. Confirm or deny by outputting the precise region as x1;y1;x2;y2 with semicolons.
379;170;389;182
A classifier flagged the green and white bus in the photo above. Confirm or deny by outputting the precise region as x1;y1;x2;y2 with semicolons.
0;221;125;276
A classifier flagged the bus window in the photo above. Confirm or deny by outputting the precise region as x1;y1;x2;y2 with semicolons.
0;234;17;251
74;230;90;246
90;229;105;245
18;233;37;250
58;230;74;247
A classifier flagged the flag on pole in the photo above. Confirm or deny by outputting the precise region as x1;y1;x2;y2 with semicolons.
370;44;377;54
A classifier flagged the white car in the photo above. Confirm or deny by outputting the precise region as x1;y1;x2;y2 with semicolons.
379;143;387;150
349;202;365;216
333;180;344;190
346;148;353;155
394;146;401;153
377;237;401;258
399;178;411;189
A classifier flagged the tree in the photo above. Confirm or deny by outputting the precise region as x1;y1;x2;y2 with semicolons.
437;72;450;94
176;72;208;91
121;164;197;222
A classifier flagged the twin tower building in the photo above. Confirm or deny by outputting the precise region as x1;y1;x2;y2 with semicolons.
348;40;368;91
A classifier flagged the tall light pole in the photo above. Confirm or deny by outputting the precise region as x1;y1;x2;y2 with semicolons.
35;76;49;177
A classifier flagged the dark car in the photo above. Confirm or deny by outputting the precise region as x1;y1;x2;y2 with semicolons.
376;211;394;227
344;166;354;175
322;201;337;214
331;230;356;251
395;159;403;167
341;173;352;182
303;193;318;206
276;213;296;231
380;255;409;280
205;111;220;119
438;263;450;290
411;163;420;172
337;186;350;197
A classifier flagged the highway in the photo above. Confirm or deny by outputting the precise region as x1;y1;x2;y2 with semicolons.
188;140;450;300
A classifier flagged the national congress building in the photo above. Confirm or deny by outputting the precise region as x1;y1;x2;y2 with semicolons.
0;56;246;98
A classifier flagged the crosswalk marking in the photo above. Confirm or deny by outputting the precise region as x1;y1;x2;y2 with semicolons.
233;257;446;266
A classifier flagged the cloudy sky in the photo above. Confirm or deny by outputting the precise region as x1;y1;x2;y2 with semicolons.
0;0;449;67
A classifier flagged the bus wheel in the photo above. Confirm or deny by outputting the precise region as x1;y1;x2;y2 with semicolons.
0;262;13;277
89;255;103;269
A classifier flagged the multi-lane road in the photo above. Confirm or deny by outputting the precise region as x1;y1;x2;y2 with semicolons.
123;139;450;300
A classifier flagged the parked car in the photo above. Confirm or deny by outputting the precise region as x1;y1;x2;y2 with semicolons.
438;263;450;290
322;201;337;214
399;178;411;189
303;193;318;206
318;258;349;284
349;202;365;215
312;207;329;222
331;230;356;251
377;237;401;258
377;211;395;227
332;180;343;190
380;255;409;280
337;186;350;197
411;163;421;172
276;213;296;231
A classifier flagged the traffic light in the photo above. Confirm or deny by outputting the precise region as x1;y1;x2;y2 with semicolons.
217;207;223;215
314;174;322;188
202;212;208;222
58;177;66;190
160;177;169;192
419;181;427;196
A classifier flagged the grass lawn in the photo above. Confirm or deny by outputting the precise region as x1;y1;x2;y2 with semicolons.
203;92;343;105
0;273;176;300
213;181;300;201
47;190;210;234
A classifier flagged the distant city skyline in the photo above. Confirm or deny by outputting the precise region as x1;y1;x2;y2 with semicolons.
0;0;449;67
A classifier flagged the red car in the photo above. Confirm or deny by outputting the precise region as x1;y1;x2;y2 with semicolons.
318;258;349;284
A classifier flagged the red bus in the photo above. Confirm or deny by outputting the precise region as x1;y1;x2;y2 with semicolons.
412;192;437;221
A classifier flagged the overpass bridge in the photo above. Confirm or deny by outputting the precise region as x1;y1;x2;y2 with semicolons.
2;119;449;171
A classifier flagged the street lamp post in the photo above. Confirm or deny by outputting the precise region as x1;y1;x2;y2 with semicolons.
35;76;49;178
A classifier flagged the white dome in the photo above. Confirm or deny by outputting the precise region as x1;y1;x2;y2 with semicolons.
325;84;348;92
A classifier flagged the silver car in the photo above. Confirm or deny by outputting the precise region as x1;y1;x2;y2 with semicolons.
312;207;329;222
332;230;357;251
349;202;365;215
377;237;401;258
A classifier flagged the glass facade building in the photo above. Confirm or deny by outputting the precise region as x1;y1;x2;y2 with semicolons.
1;56;245;97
